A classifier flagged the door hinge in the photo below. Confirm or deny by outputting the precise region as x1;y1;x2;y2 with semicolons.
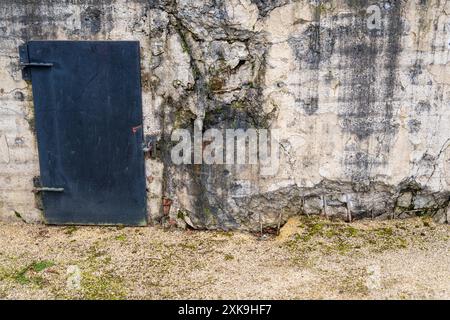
19;44;53;81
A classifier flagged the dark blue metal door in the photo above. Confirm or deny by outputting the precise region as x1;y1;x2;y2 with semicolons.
22;41;147;226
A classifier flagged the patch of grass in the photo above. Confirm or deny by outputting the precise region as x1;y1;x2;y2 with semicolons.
87;243;107;259
421;216;433;227
81;270;126;300
13;268;30;285
338;274;369;297
180;242;197;250
0;268;7;281
115;234;127;242
335;240;352;254
376;227;393;237
0;287;6;299
177;210;185;220
218;231;234;238
64;226;78;235
231;100;245;110
77;244;124;299
224;254;234;261
290;255;315;269
294;218;327;242
345;226;359;237
397;238;408;248
31;260;55;272
10;260;54;287
286;216;413;256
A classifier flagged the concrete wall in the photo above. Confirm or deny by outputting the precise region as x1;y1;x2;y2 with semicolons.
0;0;449;229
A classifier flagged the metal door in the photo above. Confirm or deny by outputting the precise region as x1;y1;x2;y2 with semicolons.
21;41;147;226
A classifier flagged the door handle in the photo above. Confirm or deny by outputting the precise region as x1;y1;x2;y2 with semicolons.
33;187;64;193
20;62;53;67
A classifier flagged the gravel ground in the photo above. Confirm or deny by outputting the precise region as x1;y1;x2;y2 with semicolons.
0;216;449;300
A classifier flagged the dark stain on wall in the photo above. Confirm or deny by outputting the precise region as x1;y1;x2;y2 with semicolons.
336;2;403;188
289;23;336;70
343;3;402;139
297;97;319;115
337;25;380;140
0;0;117;42
288;8;336;116
251;0;292;16
81;6;103;34
281;2;404;192
344;0;370;9
407;119;421;133
415;100;432;113
409;60;423;84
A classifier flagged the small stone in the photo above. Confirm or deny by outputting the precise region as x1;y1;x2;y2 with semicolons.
413;195;435;209
66;265;81;290
396;192;412;208
303;196;323;215
432;208;447;224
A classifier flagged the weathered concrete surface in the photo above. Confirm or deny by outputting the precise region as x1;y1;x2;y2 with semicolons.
0;1;449;230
